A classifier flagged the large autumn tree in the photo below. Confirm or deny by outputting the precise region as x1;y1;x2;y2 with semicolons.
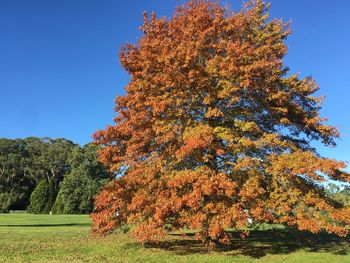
92;0;350;244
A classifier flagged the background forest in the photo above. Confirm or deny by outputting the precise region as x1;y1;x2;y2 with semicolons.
0;137;112;213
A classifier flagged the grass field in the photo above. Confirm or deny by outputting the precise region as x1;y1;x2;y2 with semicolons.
0;213;349;262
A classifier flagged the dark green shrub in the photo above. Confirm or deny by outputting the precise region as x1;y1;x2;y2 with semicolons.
56;170;98;214
51;191;64;214
44;179;57;213
27;180;50;214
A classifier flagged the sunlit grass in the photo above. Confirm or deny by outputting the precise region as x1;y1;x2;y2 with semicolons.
0;213;349;262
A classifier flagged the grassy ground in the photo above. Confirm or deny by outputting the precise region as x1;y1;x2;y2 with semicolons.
0;213;349;262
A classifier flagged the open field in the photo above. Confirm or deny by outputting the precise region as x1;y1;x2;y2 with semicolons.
0;213;349;263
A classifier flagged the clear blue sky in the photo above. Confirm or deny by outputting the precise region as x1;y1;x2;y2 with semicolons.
1;0;349;167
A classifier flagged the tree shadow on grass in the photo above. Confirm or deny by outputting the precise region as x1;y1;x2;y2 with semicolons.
135;230;349;258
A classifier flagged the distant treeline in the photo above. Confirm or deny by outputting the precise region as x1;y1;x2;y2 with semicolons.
0;137;113;213
326;183;350;208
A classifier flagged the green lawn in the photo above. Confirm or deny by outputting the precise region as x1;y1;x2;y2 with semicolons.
0;213;349;262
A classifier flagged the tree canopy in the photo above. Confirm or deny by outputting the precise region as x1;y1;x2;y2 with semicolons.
91;0;350;244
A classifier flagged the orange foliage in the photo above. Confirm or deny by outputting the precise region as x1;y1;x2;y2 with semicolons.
91;0;350;244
